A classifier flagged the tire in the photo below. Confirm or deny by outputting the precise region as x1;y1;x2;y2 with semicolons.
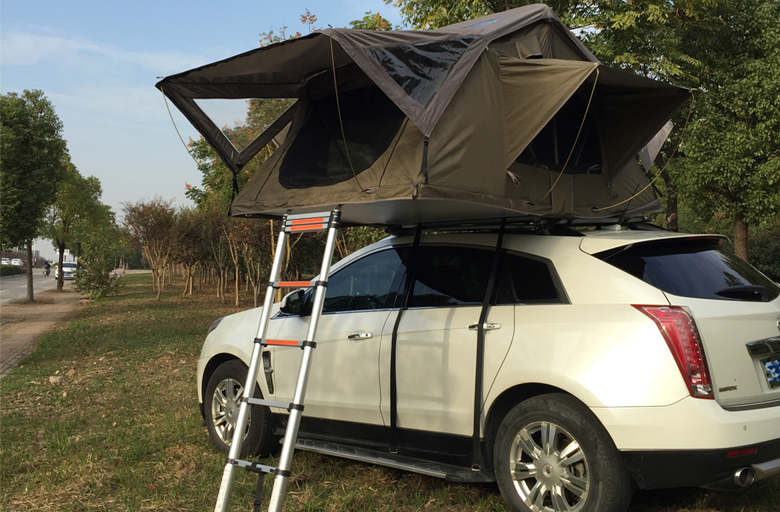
493;393;634;512
204;359;279;458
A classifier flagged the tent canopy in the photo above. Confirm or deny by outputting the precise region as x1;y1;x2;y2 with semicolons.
156;4;690;226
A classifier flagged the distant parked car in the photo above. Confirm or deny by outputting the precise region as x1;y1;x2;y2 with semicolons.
11;258;24;267
1;258;10;266
55;262;78;280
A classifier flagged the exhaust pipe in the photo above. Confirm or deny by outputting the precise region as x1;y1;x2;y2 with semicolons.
733;467;755;488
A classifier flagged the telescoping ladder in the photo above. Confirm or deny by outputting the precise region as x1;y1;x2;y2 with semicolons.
214;209;341;512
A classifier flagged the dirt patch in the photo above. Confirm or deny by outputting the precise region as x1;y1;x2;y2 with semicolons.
0;287;85;377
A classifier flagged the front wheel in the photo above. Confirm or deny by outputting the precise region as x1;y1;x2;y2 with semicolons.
204;359;279;458
493;393;634;512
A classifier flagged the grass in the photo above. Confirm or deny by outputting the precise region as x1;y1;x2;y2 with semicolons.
1;274;778;511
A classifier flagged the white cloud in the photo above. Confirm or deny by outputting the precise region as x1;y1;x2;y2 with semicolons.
1;31;205;74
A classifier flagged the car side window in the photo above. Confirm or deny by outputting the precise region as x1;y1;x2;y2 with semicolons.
504;253;562;304
409;246;495;307
322;247;408;313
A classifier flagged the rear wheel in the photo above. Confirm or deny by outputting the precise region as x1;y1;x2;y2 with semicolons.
205;359;279;458
493;393;633;512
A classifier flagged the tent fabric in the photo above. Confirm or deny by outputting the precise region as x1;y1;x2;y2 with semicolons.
156;4;690;226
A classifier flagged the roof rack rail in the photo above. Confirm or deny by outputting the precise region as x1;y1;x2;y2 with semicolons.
385;215;658;236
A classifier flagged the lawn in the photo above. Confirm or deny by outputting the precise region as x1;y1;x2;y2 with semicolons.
1;274;777;511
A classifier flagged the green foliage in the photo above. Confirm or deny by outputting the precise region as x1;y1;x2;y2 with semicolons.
674;0;780;253
74;223;125;299
0;265;25;277
749;221;780;282
350;12;397;30
0;90;68;249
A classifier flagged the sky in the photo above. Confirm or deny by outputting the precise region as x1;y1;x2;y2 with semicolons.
1;0;406;259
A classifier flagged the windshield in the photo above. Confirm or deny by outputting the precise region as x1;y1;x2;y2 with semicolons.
596;238;779;302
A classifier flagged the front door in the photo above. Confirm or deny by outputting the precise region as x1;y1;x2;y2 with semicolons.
271;246;408;437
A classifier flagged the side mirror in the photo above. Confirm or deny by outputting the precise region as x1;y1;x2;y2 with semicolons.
280;289;307;316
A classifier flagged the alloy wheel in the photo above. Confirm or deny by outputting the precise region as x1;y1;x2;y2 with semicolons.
210;377;250;445
508;420;590;512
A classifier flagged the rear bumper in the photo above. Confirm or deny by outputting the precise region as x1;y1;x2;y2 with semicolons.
622;437;780;489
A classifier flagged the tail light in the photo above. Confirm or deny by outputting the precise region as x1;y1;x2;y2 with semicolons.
635;305;713;399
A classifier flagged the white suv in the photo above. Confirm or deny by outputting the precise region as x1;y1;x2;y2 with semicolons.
197;225;780;512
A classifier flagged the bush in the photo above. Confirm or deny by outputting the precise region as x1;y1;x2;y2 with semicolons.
75;267;124;299
0;265;25;277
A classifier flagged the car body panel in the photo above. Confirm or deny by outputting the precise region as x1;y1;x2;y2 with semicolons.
486;304;690;414
381;304;515;436
669;294;780;408
593;395;780;451
270;310;390;425
196;304;283;404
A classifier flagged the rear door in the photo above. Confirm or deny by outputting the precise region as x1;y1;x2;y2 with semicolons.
381;244;515;450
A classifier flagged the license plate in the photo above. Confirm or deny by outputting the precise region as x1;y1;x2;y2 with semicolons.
762;357;780;388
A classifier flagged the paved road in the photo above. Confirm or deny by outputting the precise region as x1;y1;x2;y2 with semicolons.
0;271;61;305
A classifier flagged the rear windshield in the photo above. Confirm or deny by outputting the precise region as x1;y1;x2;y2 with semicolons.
595;238;779;302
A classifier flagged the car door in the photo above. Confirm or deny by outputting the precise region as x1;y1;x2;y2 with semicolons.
270;246;408;435
379;244;515;453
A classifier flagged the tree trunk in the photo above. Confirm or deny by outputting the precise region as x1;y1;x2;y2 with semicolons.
235;268;240;307
156;271;163;300
56;242;66;292
734;211;749;261
661;169;678;232
26;242;35;302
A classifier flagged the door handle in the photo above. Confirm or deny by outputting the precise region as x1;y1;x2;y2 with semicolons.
347;332;373;340
469;323;501;331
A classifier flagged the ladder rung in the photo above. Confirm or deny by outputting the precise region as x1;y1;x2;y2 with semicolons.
231;458;291;477
244;397;304;412
257;338;317;349
283;211;338;233
276;280;313;288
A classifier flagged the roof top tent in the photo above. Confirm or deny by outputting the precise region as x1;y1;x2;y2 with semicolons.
156;4;691;227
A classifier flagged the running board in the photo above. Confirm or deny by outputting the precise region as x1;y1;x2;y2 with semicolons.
295;438;493;483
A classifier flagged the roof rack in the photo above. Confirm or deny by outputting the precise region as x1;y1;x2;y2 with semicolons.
385;214;660;236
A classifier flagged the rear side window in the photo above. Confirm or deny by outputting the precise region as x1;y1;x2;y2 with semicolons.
410;246;492;307
596;238;779;302
504;253;563;304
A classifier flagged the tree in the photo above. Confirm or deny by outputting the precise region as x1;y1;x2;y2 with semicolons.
350;12;396;30
0;90;68;301
673;0;780;260
122;198;177;300
172;207;210;297
45;164;112;291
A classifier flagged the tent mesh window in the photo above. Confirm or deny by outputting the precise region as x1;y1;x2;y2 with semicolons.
368;37;476;106
279;86;406;189
516;92;603;174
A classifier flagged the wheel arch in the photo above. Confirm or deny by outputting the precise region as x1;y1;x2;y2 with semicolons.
484;383;604;470
200;353;244;417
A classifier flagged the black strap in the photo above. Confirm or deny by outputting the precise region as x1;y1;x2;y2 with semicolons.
471;218;506;470
389;224;422;452
420;136;430;184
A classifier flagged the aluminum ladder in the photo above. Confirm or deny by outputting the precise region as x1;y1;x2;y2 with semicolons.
214;209;341;512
